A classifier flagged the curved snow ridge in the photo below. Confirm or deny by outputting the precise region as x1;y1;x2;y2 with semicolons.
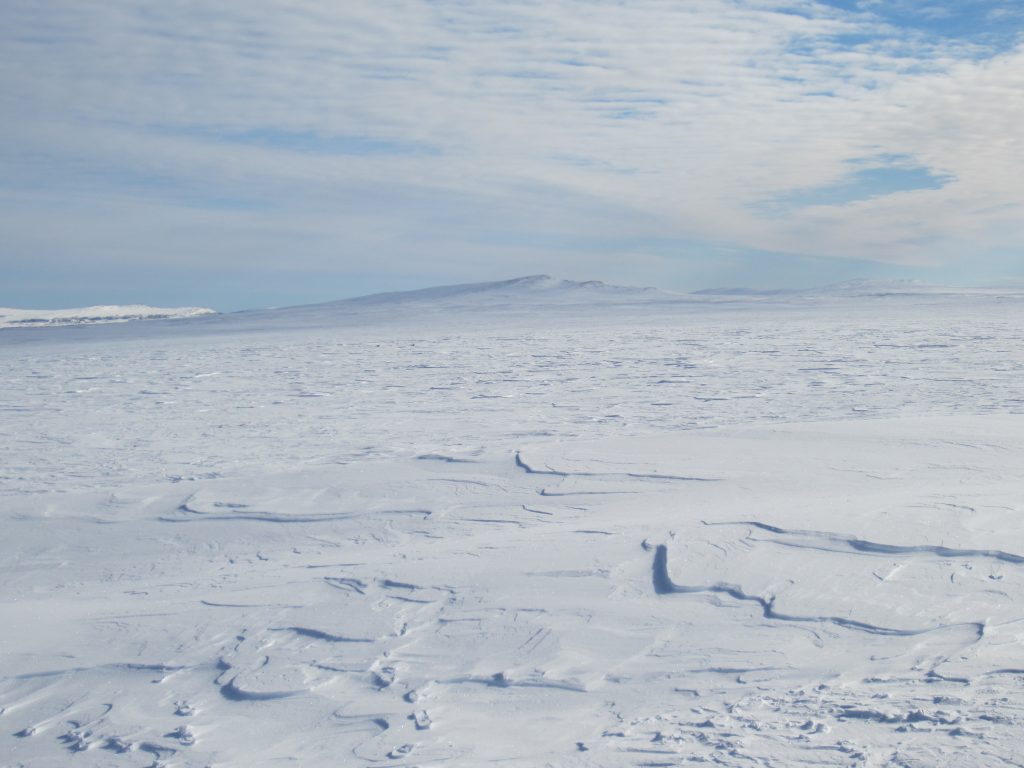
271;627;374;644
323;576;368;594
704;520;1024;564
441;671;590;693
164;499;432;523
0;305;216;329
514;451;718;482
834;705;963;726
219;677;305;701
12;662;185;682
164;501;358;524
652;544;984;638
416;453;478;464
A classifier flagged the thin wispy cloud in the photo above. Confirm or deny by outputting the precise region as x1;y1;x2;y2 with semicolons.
1;0;1022;307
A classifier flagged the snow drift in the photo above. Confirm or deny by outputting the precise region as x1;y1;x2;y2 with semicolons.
4;277;1024;765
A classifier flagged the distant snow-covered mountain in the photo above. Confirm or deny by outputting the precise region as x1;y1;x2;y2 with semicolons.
8;275;1020;335
0;304;217;329
235;275;679;325
312;274;671;307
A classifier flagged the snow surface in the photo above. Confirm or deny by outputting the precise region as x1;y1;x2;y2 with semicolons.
0;305;216;329
694;278;1024;298
3;277;1024;766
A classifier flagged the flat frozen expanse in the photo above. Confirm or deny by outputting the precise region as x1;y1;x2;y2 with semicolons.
3;284;1024;766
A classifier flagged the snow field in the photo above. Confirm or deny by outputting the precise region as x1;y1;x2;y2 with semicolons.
3;287;1024;766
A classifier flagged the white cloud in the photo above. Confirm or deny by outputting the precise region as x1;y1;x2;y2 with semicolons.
1;0;1022;290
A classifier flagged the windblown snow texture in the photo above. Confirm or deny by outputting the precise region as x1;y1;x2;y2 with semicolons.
4;277;1024;766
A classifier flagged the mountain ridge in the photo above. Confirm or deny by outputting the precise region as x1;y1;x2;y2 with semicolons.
9;276;1023;333
297;274;670;309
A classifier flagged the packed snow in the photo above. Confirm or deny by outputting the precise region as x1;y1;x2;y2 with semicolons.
3;277;1024;766
0;305;216;329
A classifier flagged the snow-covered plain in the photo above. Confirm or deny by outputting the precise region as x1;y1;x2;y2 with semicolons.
3;277;1024;767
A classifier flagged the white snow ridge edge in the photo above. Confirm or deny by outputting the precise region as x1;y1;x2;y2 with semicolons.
0;305;217;328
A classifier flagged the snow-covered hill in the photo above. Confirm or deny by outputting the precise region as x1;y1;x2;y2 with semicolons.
231;274;1024;332
206;275;684;332
0;304;217;329
260;274;674;316
339;274;668;305
9;277;1016;337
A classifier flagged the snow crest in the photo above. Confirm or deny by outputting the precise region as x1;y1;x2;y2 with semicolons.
0;304;217;329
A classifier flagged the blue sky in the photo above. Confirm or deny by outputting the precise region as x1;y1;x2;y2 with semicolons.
2;0;1023;310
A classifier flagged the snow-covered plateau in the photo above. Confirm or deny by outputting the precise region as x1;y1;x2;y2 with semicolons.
0;305;217;329
3;277;1024;766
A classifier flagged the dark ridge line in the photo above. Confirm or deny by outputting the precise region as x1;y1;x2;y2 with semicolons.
166;502;355;523
652;544;984;639
539;489;636;497
441;674;587;693
926;670;971;684
333;714;390;733
272;626;373;643
462;517;526;526
427;478;493;487
704;520;1024;564
164;503;431;523
219;678;303;701
416;454;477;463
162;513;352;523
379;578;418;590
834;705;963;726
689;665;784;675
515;452;717;482
201;600;304;608
323;576;368;594
13;662;185;681
522;505;555;516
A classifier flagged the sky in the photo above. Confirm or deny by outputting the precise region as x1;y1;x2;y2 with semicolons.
2;0;1023;310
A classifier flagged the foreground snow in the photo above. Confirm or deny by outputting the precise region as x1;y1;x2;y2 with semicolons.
0;305;216;328
2;280;1024;766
